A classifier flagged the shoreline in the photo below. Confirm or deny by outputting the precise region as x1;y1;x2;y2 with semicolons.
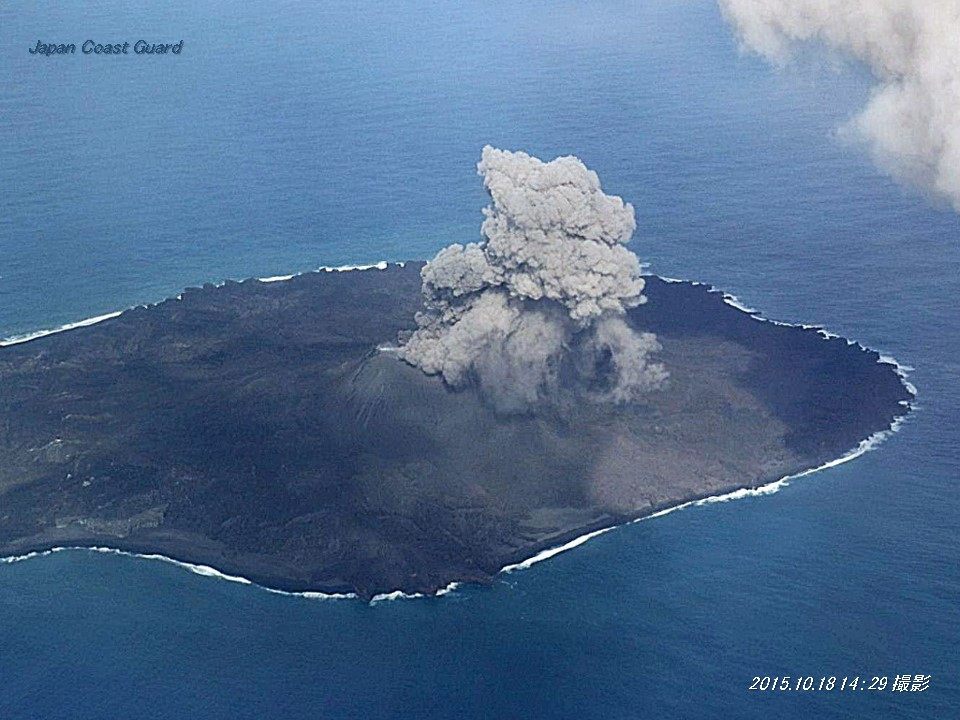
0;261;395;348
0;263;919;401
0;261;917;603
0;407;911;603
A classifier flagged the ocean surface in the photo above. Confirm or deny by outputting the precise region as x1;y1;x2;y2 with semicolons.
1;1;958;717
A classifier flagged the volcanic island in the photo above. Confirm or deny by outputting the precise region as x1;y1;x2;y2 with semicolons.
0;150;912;598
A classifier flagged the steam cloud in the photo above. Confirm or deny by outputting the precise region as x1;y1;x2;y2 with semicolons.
719;0;960;210
398;146;667;412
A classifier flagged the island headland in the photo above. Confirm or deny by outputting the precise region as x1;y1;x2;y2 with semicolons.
0;148;913;598
0;262;912;598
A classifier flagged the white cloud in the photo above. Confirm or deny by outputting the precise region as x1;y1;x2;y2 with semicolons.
720;0;960;209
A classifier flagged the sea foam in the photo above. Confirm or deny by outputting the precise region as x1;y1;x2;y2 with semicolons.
0;311;124;348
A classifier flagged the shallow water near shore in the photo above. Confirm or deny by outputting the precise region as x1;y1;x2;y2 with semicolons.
1;0;959;717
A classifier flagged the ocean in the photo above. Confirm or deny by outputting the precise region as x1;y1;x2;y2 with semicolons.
1;0;958;717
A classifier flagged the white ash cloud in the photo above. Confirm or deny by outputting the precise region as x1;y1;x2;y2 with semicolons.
398;146;666;412
719;0;960;210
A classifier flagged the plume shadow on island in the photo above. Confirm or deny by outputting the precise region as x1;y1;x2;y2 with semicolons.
0;149;913;598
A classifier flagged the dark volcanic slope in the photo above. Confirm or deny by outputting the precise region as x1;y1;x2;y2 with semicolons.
0;264;911;597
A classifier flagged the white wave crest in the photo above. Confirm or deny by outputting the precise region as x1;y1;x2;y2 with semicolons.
259;260;389;284
370;589;422;603
720;292;758;314
0;546;357;599
367;583;460;604
0;312;123;348
0;549;56;564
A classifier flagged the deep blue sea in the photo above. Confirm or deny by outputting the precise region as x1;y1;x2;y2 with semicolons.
1;1;958;717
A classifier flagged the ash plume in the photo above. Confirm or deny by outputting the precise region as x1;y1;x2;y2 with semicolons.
398;146;667;412
719;0;960;211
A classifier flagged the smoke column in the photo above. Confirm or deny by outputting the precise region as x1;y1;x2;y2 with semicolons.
398;146;667;413
719;0;960;211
